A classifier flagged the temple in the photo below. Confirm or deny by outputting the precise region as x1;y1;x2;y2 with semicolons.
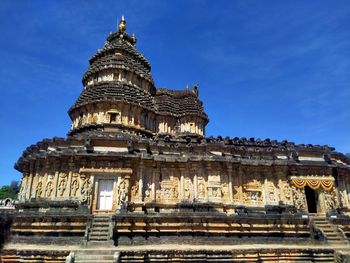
1;17;350;262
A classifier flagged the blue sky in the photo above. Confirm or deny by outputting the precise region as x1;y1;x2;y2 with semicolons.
0;0;349;186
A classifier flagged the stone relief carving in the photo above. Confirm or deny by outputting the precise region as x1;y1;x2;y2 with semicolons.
156;176;179;203
45;181;54;198
57;173;67;196
292;187;306;210
221;183;230;202
278;181;293;205
232;186;240;201
324;189;337;210
208;175;221;202
81;177;92;205
130;180;139;202
339;190;349;208
266;181;277;205
144;182;152;202
71;175;80;197
242;179;263;204
183;177;192;200
117;178;129;206
36;181;43;198
197;177;207;200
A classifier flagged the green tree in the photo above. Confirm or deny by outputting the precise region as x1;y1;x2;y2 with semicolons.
0;181;20;200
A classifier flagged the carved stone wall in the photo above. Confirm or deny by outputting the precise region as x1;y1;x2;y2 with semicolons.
17;158;349;214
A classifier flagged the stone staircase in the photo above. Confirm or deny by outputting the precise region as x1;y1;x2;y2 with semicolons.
74;250;117;263
88;214;113;242
312;214;348;245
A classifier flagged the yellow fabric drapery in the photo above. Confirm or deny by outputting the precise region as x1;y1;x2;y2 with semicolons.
291;176;334;191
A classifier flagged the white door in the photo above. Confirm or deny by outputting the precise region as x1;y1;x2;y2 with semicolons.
98;179;114;210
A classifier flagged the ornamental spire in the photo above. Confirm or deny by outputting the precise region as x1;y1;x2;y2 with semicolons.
119;15;126;32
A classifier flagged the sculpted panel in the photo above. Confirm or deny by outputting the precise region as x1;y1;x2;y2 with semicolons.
197;177;207;200
207;175;221;202
278;180;293;205
36;181;43;198
57;172;68;197
117;178;129;206
71;174;80;197
45;174;54;198
156;175;179;204
265;180;277;205
323;189;338;211
81;175;92;205
292;187;306;211
130;180;139;202
242;178;263;205
183;177;193;201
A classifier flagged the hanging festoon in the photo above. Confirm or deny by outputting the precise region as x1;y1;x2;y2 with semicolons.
291;176;334;191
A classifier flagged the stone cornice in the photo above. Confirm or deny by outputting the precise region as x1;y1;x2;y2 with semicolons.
79;167;133;174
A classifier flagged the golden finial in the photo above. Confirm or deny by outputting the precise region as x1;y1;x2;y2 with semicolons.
119;15;126;32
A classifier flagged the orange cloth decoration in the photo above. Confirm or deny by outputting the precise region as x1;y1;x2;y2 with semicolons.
291;178;334;190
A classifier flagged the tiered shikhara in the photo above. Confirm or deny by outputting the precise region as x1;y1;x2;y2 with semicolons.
4;17;350;261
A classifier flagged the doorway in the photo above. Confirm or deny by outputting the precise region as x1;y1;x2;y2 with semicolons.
98;179;114;210
305;186;318;213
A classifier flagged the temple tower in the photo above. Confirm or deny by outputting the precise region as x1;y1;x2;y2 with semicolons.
68;17;208;137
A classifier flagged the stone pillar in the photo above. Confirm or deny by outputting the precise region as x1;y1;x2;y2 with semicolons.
192;163;198;201
67;160;75;197
225;164;233;203
138;163;144;201
53;161;60;198
151;165;158;202
235;166;243;205
206;163;211;203
30;162;40;199
180;167;185;201
26;161;35;200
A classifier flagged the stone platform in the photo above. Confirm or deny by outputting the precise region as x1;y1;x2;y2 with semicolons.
2;243;350;262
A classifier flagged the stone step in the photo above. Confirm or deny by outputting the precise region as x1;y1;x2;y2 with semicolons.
93;218;111;221
75;250;115;255
93;219;111;224
90;236;110;240
89;237;110;241
324;232;340;236
327;236;343;240
75;260;112;263
75;255;114;260
89;233;110;238
91;227;109;232
92;222;110;227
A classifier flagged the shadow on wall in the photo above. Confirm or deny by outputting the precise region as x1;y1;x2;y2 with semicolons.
0;215;12;251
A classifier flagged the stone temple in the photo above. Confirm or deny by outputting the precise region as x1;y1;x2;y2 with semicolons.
1;17;350;262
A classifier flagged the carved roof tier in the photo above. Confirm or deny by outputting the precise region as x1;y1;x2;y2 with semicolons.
15;134;350;173
83;35;153;85
69;81;156;113
155;88;208;121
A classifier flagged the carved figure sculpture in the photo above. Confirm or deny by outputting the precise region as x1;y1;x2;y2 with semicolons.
71;178;79;196
184;178;192;200
198;181;206;199
58;175;67;196
117;179;128;205
292;187;306;210
324;190;336;210
81;178;92;205
45;181;53;198
36;181;43;198
131;181;139;201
